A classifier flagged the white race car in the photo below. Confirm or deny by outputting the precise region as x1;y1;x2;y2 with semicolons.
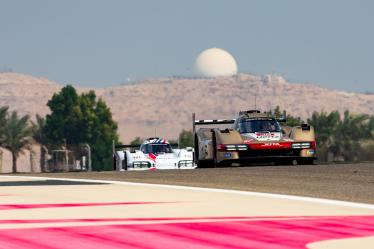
113;138;195;171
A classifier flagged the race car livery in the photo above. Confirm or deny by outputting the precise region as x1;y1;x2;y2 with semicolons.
113;138;195;171
193;110;317;167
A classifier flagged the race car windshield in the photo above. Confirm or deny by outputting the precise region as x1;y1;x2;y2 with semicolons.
141;144;173;154
239;119;281;133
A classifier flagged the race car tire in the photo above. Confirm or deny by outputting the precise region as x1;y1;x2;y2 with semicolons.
197;159;214;168
274;159;289;166
211;131;218;168
298;158;315;165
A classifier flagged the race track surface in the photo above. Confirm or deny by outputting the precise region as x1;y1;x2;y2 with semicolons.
0;174;374;249
21;162;374;204
1;163;372;248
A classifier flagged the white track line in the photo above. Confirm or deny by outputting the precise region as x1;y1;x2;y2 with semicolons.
1;175;374;210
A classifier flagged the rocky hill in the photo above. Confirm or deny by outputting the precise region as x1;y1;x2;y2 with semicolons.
1;72;373;143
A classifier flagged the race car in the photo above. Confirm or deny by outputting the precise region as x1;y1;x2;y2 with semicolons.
113;137;195;171
193;110;317;167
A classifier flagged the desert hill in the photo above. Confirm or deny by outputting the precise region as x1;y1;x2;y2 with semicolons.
1;72;373;143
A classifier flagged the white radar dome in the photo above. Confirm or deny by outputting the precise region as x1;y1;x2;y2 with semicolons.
194;48;238;77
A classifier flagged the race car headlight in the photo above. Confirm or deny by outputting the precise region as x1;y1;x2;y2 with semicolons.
292;142;311;149
218;144;248;151
133;161;151;168
178;160;193;168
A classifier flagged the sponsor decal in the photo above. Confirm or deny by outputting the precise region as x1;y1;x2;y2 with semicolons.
244;139;254;144
307;149;315;155
147;153;157;162
262;143;280;146
223;153;232;158
249;142;292;150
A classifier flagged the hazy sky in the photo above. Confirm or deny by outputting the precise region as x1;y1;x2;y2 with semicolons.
1;0;373;92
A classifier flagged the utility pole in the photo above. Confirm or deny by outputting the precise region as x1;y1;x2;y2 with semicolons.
255;95;257;110
192;113;196;164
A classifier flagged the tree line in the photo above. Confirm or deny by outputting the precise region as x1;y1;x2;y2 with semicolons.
0;85;119;172
270;106;374;162
308;110;374;162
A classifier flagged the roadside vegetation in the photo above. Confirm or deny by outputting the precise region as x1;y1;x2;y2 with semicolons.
1;97;373;172
308;110;374;162
267;106;374;161
43;85;119;170
0;85;119;172
0;107;32;173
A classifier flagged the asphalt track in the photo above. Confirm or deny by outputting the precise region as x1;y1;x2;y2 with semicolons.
20;162;374;204
0;163;373;248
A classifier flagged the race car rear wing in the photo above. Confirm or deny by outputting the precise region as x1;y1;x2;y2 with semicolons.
194;119;236;125
192;112;234;130
192;113;235;134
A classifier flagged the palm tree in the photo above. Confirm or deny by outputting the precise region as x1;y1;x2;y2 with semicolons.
332;111;369;161
2;111;32;173
0;106;8;143
31;114;48;172
0;106;8;173
31;114;47;143
308;111;340;161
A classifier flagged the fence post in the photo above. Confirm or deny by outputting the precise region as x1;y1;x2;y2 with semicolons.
64;147;69;172
192;113;196;164
0;150;2;173
113;140;118;171
84;143;92;171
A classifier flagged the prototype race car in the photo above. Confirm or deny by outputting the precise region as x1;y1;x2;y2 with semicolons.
193;110;317;167
113;138;195;171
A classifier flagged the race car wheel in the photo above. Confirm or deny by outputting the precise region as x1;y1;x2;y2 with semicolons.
194;135;199;165
211;131;218;168
298;158;315;165
291;159;299;166
274;159;288;166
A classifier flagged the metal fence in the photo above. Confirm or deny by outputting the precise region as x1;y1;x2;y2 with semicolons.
45;144;91;172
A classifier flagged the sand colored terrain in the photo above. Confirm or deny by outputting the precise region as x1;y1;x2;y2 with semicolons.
1;72;373;143
1;72;374;171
